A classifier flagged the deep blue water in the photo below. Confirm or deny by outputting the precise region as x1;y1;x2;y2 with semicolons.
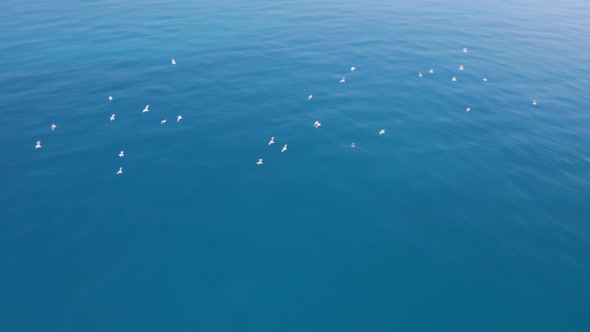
1;0;590;331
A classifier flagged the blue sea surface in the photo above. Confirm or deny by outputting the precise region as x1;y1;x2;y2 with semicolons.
1;0;590;331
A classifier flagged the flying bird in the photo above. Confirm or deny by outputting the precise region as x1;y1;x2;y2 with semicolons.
281;144;287;153
483;76;488;82
116;167;123;175
119;151;124;157
308;94;313;101
314;120;321;128
351;142;356;148
108;95;113;101
350;66;356;71
110;114;116;121
256;159;263;165
452;77;457;81
171;59;176;65
340;77;346;83
268;137;275;145
466;107;471;112
379;129;385;135
177;115;182;122
463;48;468;53
161;119;167;125
51;123;56;131
418;72;423;77
142;105;149;113
459;65;464;70
429;69;434;74
35;140;42;149
532;100;537;106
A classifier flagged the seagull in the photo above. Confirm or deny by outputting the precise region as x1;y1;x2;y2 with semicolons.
452;77;457;81
161;119;167;125
429;69;434;74
35;140;41;149
177;115;182;122
463;48;468;53
110;114;116;121
116;167;123;175
418;72;423;77
314;120;321;128
379;129;385;135
466;107;471;112
532;100;537;106
171;59;176;65
51;123;56;131
268;137;275;145
459;65;464;70
340;77;346;83
142;105;149;113
108;95;113;101
351;142;356;148
308;94;313;101
119;151;124;157
483;76;488;82
281;144;287;153
256;158;263;165
350;66;356;72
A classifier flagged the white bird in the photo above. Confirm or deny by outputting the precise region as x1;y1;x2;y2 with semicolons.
483;76;488;82
314;120;321;128
452;77;457;81
177;115;182;122
256;158;263;165
308;94;313;101
35;140;42;149
116;167;123;175
532;100;537;106
466;107;471;113
108;95;113;101
268;137;275;145
459;65;464;70
350;66;356;72
161;119;167;125
51;123;56;131
418;72;423;77
379;129;385;135
281;144;287;153
463;48;468;53
110;114;116;121
171;59;176;65
351;142;356;148
142;105;149;113
429;69;434;74
340;77;346;83
119;151;124;157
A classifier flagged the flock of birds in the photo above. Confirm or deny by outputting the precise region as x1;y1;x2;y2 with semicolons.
253;48;539;167
35;51;539;172
35;59;182;175
255;65;363;166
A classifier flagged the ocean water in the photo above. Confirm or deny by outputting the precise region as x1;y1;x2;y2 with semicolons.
1;0;590;331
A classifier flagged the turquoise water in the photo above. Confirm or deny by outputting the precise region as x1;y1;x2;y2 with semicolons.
2;0;590;330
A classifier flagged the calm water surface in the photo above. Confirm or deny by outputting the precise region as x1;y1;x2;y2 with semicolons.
1;1;590;331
